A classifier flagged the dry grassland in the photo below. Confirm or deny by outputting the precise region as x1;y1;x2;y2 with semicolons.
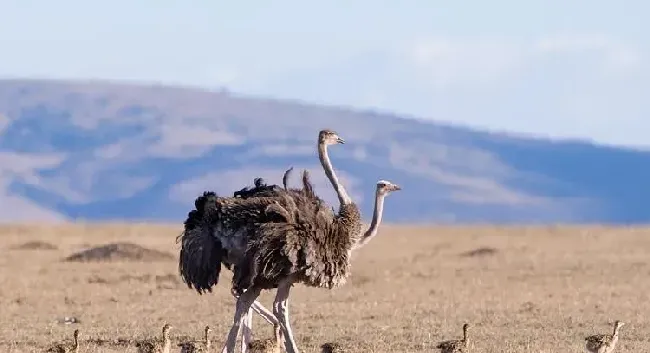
1;223;649;352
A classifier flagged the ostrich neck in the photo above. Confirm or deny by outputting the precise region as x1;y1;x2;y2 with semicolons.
354;191;385;249
163;332;170;347
163;335;170;351
318;143;351;206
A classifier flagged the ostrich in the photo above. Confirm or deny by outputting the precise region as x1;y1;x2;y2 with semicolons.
436;323;471;353
178;130;346;351
247;323;284;353
227;178;400;353
220;131;400;353
135;323;172;353
320;342;347;353
585;320;625;353
46;329;80;353
178;325;211;353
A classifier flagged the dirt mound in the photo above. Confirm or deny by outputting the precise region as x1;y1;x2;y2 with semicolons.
460;246;498;257
63;242;174;262
11;241;58;250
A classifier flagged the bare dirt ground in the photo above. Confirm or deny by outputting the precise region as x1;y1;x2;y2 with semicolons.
1;223;649;352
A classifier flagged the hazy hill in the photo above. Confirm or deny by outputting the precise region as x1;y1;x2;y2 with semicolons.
0;79;649;224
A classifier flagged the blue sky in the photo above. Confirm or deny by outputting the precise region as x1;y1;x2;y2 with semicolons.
1;1;648;147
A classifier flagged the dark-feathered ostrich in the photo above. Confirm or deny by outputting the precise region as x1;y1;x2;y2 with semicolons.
178;130;345;351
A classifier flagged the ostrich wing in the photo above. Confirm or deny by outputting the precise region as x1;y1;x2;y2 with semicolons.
178;190;311;294
177;191;227;294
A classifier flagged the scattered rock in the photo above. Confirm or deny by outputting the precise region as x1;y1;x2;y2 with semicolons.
55;316;81;325
459;246;498;257
63;242;174;262
10;241;58;250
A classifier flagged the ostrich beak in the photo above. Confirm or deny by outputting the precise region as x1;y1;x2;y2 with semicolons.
336;137;345;144
391;184;401;191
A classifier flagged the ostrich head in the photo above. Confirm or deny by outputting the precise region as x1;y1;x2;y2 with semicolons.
376;180;401;195
319;129;345;145
613;320;625;332
162;323;172;337
204;325;211;335
73;329;80;339
462;323;471;341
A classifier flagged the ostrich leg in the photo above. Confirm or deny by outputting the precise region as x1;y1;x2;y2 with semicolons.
231;290;281;352
250;301;279;324
273;280;300;353
220;287;262;353
232;289;280;325
241;309;253;353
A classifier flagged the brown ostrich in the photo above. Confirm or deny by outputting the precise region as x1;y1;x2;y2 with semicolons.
45;329;80;353
436;323;471;353
177;325;211;353
135;323;172;353
246;323;284;353
585;320;625;353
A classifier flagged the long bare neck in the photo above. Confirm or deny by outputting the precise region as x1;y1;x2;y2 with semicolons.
205;331;210;349
162;330;170;350
463;326;468;342
72;334;79;352
354;191;385;250
318;142;351;206
612;324;620;337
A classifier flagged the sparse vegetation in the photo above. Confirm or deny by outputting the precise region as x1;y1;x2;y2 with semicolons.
0;224;647;352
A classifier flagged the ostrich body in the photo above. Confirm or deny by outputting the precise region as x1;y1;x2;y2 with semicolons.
135;323;172;353
436;323;471;353
233;179;401;291
320;342;347;353
246;323;284;353
585;321;625;353
46;329;79;353
178;325;211;353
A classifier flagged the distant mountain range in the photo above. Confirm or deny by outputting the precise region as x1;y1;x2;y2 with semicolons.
0;79;648;224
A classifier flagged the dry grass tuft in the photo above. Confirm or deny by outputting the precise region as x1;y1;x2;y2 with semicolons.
63;242;174;262
10;240;58;250
0;223;649;352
